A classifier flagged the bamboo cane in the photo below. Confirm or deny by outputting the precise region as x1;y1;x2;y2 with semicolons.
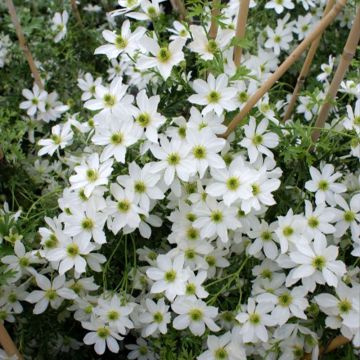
0;324;23;360
70;0;83;26
6;0;43;89
303;335;350;359
311;6;360;143
172;0;187;21
283;0;335;121
220;0;347;139
209;0;220;39
233;0;250;67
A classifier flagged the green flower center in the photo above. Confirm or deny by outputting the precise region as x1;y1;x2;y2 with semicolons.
134;181;146;193
226;176;240;191
207;39;218;53
45;289;57;301
207;91;221;103
308;216;319;228
118;200;130;213
210;210;223;223
206;255;216;266
344;210;355;222
274;35;281;43
261;231;272;241
115;35;128;49
164;270;176;282
282;226;294;237
354;116;360;125
19;257;29;267
153;311;164;323
107;310;119;321
215;348;228;360
167;153;180;165
66;243;80;257
185;249;196;260
32;98;39;105
189;308;203;321
186;227;199;240
249;313;261;324
136;113;150;127
50;134;62;145
278;292;293;307
186;283;196;295
318;180;329;191
139;345;148;355
86;169;99;182
238;91;248;103
192;145;207;159
81;217;94;230
103;94;116;107
312;255;326;270
261;269;272;279
8;293;17;303
186;213;196;222
252;134;263;145
45;234;59;249
147;6;157;17
110;132;124;145
338;299;352;314
252;184;260;195
178;126;186;138
97;327;110;339
158;47;171;63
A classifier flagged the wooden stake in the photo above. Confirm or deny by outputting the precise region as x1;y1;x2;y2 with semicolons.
221;0;347;139
0;324;23;360
70;0;83;26
311;6;360;143
172;0;187;21
283;0;335;121
6;0;43;89
209;0;220;39
233;0;250;67
303;335;350;359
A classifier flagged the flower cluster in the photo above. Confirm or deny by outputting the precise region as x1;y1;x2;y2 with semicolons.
1;0;360;359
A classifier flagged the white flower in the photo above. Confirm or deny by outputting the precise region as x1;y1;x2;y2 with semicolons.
265;15;294;55
126;338;156;360
127;0;163;21
95;20;146;59
193;197;240;243
51;11;69;43
265;0;294;14
168;21;191;41
137;36;185;80
198;332;247;360
26;274;76;314
82;317;122;355
333;194;360;238
46;236;95;275
92;115;141;162
286;236;346;289
317;55;335;82
146;253;190;301
19;84;47;117
107;183;146;233
186;128;226;178
117;161;164;212
187;107;227;135
235;298;275;343
95;295;135;334
344;98;360;132
77;73;102;101
69;153;113;197
132;90;166;142
257;286;308;326
138;298;171;337
239;117;279;163
188;74;237;116
206;157;256;207
172;295;220;336
305;164;346;205
294;14;313;40
150;136;193;187
248;219;279;260
38;122;73;156
188;25;234;61
2;240;39;281
185;271;209;298
64;205;107;245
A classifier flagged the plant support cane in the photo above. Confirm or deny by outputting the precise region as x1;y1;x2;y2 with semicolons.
283;0;335;121
170;0;187;21
70;0;83;26
311;6;360;143
209;0;221;39
0;324;23;360
303;335;350;359
233;0;250;67
221;0;347;139
6;0;43;89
